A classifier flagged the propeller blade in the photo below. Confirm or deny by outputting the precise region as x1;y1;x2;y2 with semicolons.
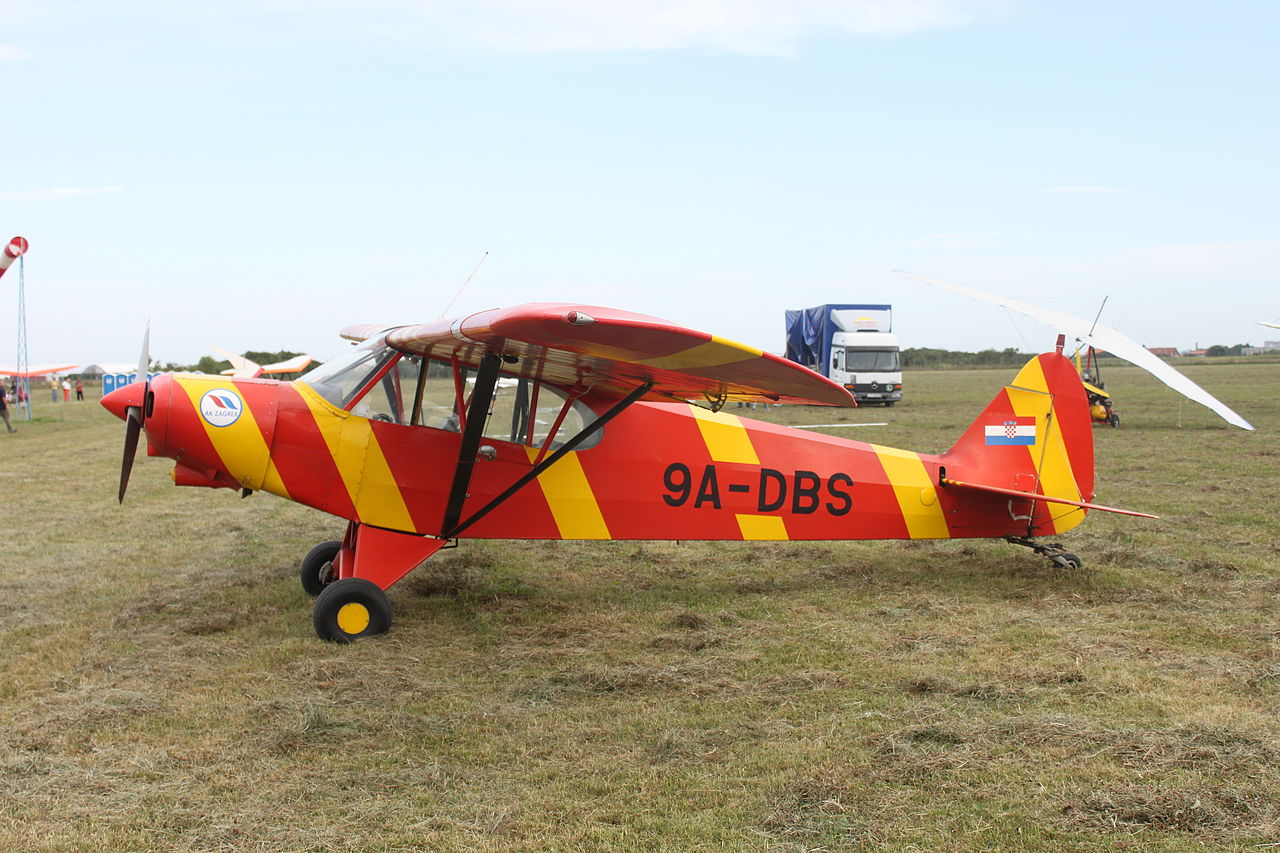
118;405;142;503
138;323;151;384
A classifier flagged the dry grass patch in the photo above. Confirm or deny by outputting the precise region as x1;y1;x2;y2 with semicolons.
2;364;1279;850
1063;784;1279;836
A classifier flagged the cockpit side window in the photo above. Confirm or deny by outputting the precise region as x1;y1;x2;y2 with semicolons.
413;359;465;431
483;378;599;450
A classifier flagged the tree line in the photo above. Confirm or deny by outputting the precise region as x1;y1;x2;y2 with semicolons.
900;347;1031;369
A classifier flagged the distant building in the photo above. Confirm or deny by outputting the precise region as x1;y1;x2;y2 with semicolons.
1145;347;1179;358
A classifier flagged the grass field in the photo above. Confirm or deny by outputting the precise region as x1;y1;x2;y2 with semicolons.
1;359;1277;851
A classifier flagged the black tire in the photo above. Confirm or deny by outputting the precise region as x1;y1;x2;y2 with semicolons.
1109;413;1120;428
313;578;392;643
1055;553;1083;570
299;540;342;597
884;401;895;408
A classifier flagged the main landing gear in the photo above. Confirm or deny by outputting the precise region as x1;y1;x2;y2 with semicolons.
1005;535;1082;570
299;522;449;643
299;540;341;596
313;578;392;642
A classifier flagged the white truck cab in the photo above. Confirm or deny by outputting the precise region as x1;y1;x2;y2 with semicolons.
829;329;902;405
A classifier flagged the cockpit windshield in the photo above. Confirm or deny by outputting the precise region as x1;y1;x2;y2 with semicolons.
300;343;399;409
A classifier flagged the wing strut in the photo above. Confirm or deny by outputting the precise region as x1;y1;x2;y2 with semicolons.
439;352;504;537
442;380;654;540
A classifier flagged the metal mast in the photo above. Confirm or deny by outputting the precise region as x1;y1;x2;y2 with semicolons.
16;253;29;418
1;238;30;418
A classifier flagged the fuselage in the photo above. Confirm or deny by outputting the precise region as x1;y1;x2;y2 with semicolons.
104;368;1083;544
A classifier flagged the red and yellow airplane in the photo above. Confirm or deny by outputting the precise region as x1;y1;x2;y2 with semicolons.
102;303;1152;642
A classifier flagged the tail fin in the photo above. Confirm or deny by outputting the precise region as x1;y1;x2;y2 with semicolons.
942;351;1100;536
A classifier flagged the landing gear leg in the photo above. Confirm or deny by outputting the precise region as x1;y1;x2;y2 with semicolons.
1004;535;1082;570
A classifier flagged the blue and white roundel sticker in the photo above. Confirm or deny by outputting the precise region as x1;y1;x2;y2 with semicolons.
199;388;243;427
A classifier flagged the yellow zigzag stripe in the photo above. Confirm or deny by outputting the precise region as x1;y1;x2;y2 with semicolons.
687;404;790;541
178;379;289;499
687;405;760;465
296;383;415;532
524;447;610;539
639;335;763;370
871;445;950;539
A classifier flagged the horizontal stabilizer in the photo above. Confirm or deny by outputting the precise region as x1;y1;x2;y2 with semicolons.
941;476;1156;519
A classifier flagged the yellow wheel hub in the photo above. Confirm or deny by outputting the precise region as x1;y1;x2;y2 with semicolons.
336;601;371;636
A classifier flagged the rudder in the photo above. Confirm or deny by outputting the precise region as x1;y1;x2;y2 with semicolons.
942;351;1095;536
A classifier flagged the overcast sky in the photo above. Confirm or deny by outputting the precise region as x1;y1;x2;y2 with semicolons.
2;0;1278;366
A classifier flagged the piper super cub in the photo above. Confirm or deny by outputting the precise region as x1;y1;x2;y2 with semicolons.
103;303;1152;642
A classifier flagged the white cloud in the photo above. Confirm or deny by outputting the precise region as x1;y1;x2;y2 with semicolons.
0;44;29;61
0;186;125;202
1038;186;1124;194
357;0;1006;55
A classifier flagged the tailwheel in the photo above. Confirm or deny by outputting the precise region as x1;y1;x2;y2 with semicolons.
313;578;392;643
1052;552;1083;570
1004;535;1084;570
299;540;342;597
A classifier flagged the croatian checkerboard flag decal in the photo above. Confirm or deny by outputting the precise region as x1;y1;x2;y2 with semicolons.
984;416;1037;445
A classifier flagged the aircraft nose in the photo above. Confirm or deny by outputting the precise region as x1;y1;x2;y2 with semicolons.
101;380;146;421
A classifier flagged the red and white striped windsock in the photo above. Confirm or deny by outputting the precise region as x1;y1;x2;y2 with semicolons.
0;236;28;280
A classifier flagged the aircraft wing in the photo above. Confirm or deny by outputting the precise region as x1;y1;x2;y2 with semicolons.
343;303;855;407
1260;321;1280;330
261;354;315;374
213;346;264;379
897;271;1255;431
0;363;80;377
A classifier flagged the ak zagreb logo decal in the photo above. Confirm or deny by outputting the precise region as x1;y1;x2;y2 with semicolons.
199;389;244;427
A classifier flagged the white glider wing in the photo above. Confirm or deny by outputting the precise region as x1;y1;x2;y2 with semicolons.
897;270;1254;431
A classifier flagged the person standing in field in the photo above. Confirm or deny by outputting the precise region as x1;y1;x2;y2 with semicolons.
0;380;16;433
61;378;71;402
49;378;58;403
75;378;84;401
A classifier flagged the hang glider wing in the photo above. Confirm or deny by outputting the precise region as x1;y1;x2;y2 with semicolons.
1260;321;1280;330
896;271;1255;431
342;303;855;407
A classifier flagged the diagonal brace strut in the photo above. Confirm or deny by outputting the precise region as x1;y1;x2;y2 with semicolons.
442;380;654;540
